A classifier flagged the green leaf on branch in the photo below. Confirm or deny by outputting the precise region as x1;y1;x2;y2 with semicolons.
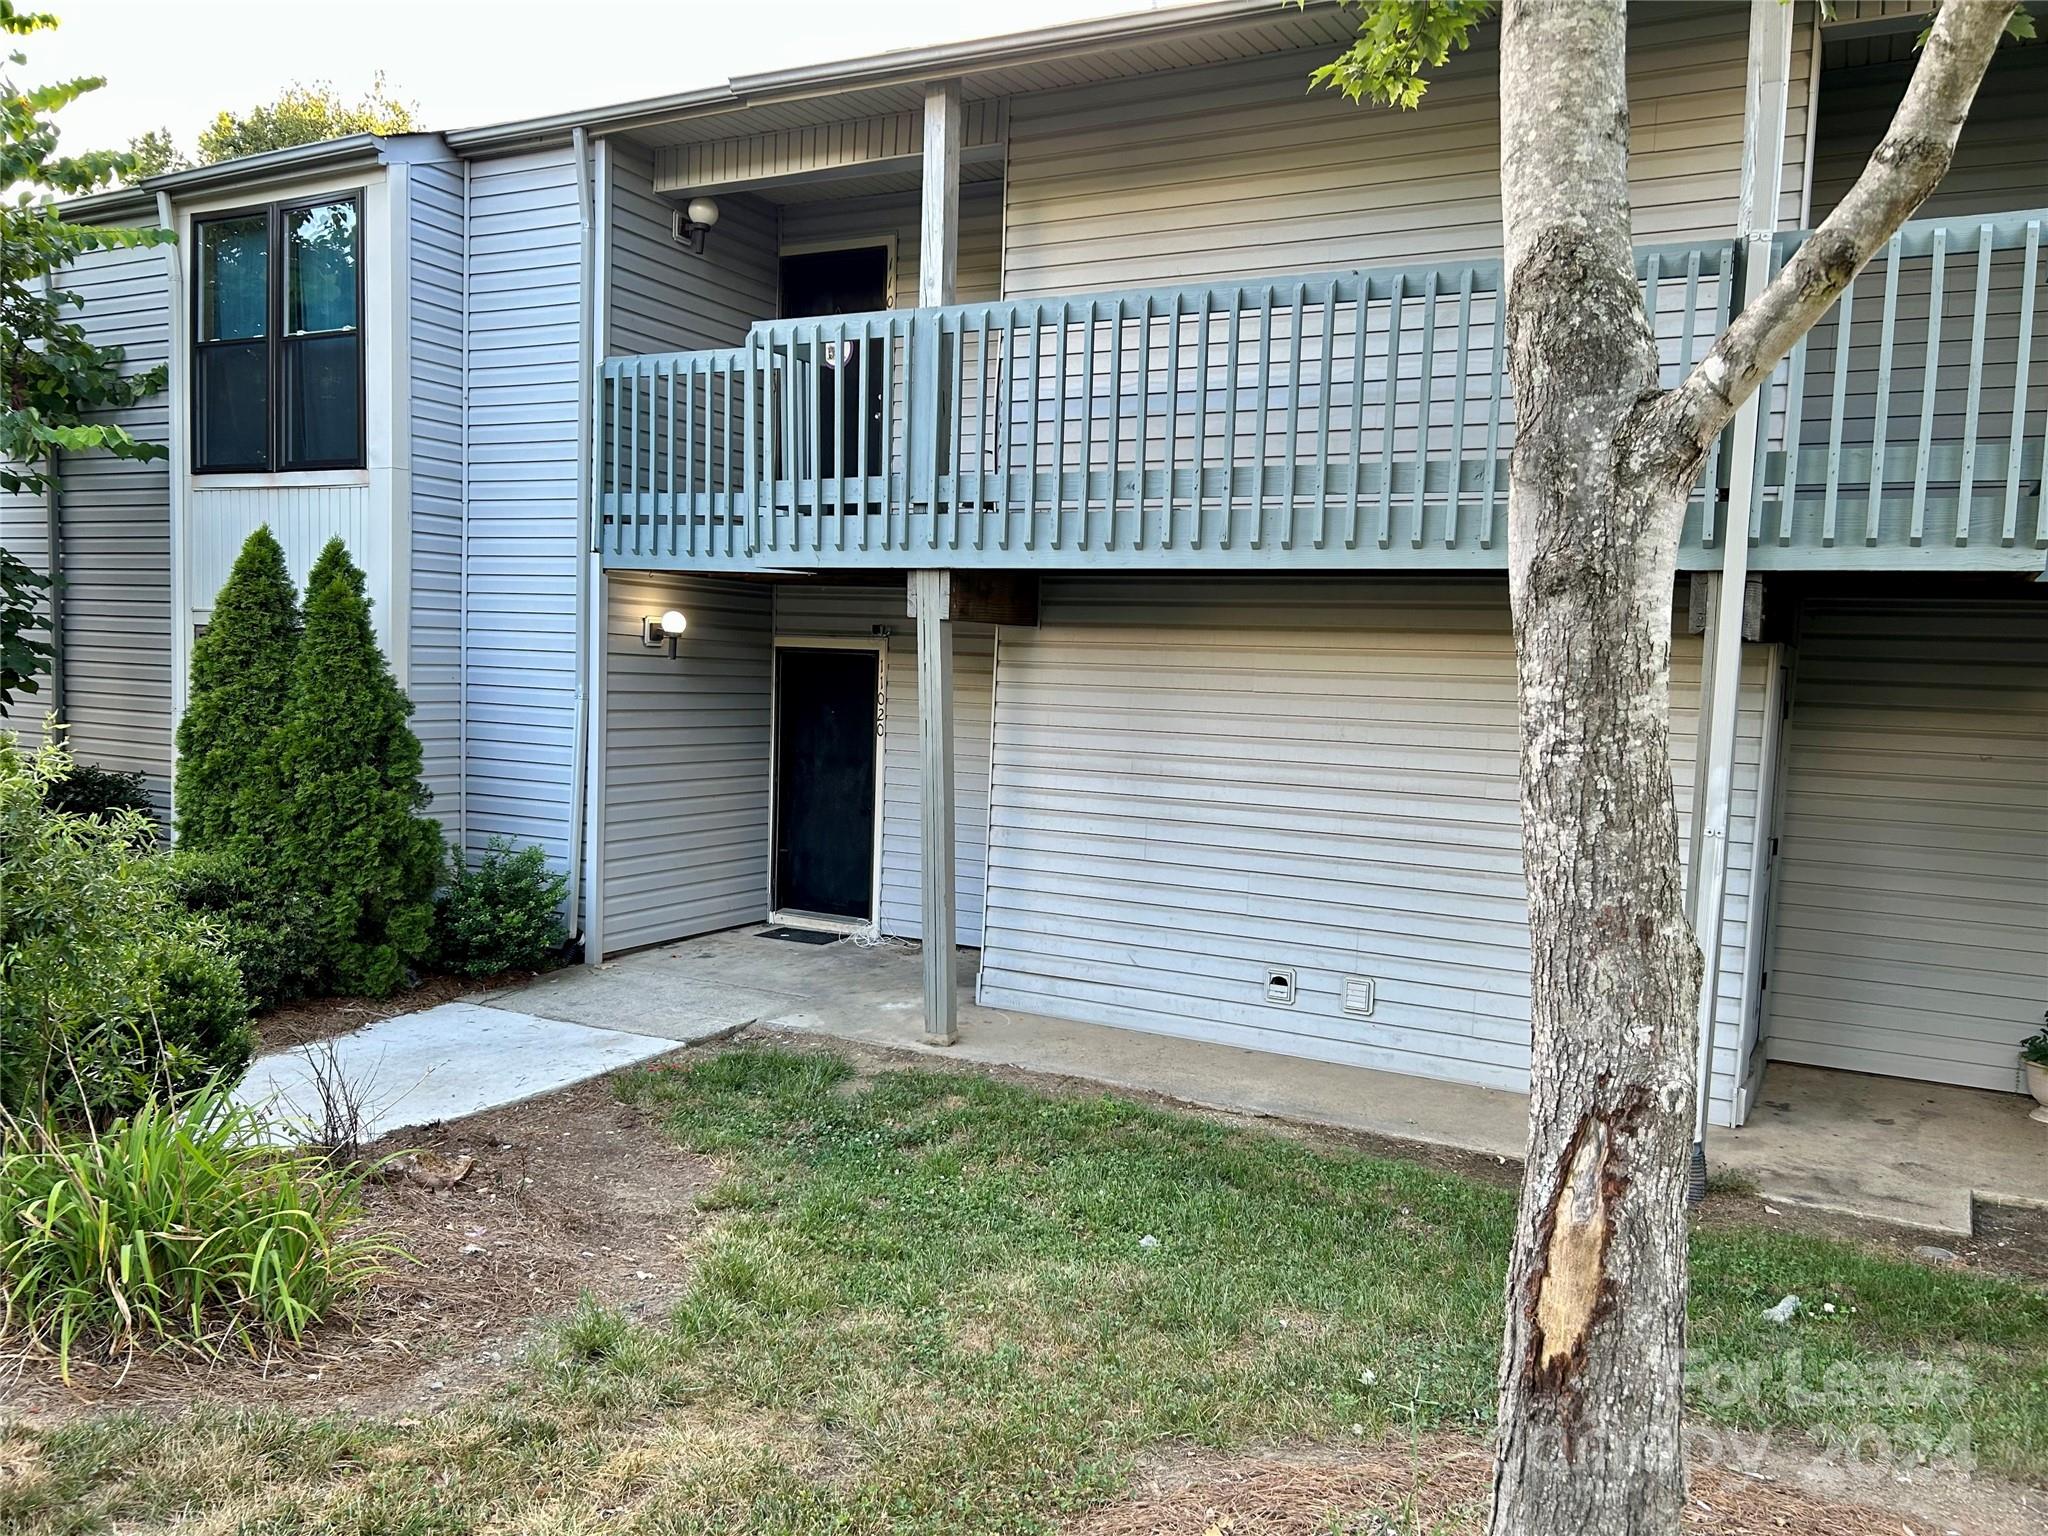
1302;0;1496;109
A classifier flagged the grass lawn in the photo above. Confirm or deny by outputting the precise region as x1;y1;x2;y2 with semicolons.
6;1046;2045;1535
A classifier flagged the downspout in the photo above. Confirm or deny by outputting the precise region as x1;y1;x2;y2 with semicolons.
156;189;189;829
458;158;472;852
567;125;595;951
579;136;612;964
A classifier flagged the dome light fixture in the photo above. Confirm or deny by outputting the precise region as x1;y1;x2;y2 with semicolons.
641;608;689;658
672;196;720;255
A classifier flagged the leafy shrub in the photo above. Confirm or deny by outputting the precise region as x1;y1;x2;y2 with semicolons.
1;732;253;1125
435;837;569;978
174;525;300;852
165;847;321;1010
270;540;442;997
41;758;155;824
0;1089;389;1376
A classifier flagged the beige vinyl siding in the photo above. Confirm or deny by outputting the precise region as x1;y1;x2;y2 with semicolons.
1001;3;1810;297
779;181;1003;306
976;577;1770;1125
773;584;993;946
1763;598;2048;1093
599;572;773;954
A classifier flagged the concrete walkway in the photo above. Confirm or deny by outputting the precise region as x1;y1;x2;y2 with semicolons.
232;1001;681;1143
524;928;2046;1235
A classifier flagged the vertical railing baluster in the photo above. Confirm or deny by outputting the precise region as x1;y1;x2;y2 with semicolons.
1197;298;1215;549
2006;221;2041;547
949;310;966;552
1077;301;1096;550
975;311;990;549
1346;277;1367;550
1025;314;1041;551
1412;269;1438;549
1314;281;1336;550
1446;270;1472;550
1052;306;1069;550
1909;227;1947;545
1252;285;1275;550
680;364;694;561
1866;232;1904;546
1164;293;1182;549
1114;296;1130;548
1135;296;1152;550
1222;294;1241;550
1676;251;1704;541
1378;272;1404;550
1481;268;1505;548
1957;227;1992;547
858;319;873;552
832;321;848;548
1822;276;1855;547
1775;253;1809;547
1281;285;1304;550
999;314;1016;550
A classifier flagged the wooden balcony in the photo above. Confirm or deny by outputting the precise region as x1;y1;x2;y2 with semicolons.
594;208;2047;574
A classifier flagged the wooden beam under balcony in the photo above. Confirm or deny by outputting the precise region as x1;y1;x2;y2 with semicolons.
652;100;1005;199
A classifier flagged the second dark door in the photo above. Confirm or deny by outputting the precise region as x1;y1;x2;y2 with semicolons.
774;647;879;920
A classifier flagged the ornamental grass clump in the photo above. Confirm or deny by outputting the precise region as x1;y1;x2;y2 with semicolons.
0;1089;390;1377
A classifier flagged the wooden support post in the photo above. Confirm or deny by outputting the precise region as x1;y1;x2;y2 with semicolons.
911;569;958;1044
919;80;961;309
1687;0;1793;1184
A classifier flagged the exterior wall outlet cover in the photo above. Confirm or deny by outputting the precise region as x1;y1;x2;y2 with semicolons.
1343;976;1376;1016
1264;968;1296;1005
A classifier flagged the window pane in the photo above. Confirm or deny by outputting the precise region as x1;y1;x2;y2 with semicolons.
285;200;358;336
198;216;267;342
283;333;361;467
196;342;268;469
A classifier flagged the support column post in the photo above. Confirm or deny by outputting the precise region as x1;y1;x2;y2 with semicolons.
1687;0;1794;1195
911;569;958;1045
919;80;961;309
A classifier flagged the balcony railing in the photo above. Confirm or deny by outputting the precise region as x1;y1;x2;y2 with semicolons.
595;208;2048;572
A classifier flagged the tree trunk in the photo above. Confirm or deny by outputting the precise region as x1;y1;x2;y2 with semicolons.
1489;2;1706;1531
1486;3;2018;1533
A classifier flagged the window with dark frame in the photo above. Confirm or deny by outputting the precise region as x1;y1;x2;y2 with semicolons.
193;194;363;473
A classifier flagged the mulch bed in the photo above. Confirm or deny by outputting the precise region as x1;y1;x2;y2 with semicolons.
3;1067;712;1421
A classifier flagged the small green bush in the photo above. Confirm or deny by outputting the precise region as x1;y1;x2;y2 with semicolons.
175;525;300;853
435;837;569;978
41;759;155;824
165;848;322;1010
269;540;442;997
1;733;253;1125
0;1089;389;1376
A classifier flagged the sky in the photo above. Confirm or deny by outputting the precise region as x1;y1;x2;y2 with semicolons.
28;0;1182;155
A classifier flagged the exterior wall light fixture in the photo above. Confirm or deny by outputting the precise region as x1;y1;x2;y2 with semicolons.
642;609;688;658
671;197;720;255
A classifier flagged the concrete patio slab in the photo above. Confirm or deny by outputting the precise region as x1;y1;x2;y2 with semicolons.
232;1001;679;1143
529;927;2047;1235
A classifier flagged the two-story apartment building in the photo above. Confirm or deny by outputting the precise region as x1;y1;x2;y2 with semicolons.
6;0;2044;1151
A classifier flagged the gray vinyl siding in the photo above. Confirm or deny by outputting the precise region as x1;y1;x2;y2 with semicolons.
0;481;51;746
976;577;1769;1125
773;585;993;946
40;242;176;803
462;146;584;866
1763;598;2048;1093
1810;31;2048;222
408;159;467;824
1000;3;1810;296
600;571;773;954
780;181;1004;306
608;144;779;356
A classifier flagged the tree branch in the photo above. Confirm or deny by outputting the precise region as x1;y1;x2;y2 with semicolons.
1653;0;2019;465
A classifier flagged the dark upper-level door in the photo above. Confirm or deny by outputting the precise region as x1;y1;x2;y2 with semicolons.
780;245;888;480
773;646;880;921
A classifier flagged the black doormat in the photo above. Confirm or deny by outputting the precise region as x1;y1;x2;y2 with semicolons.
759;926;844;945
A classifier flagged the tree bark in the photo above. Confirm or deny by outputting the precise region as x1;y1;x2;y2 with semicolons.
1487;3;2017;1534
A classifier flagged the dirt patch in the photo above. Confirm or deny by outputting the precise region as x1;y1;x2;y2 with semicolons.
253;967;550;1053
1072;1438;2044;1536
3;1065;715;1422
